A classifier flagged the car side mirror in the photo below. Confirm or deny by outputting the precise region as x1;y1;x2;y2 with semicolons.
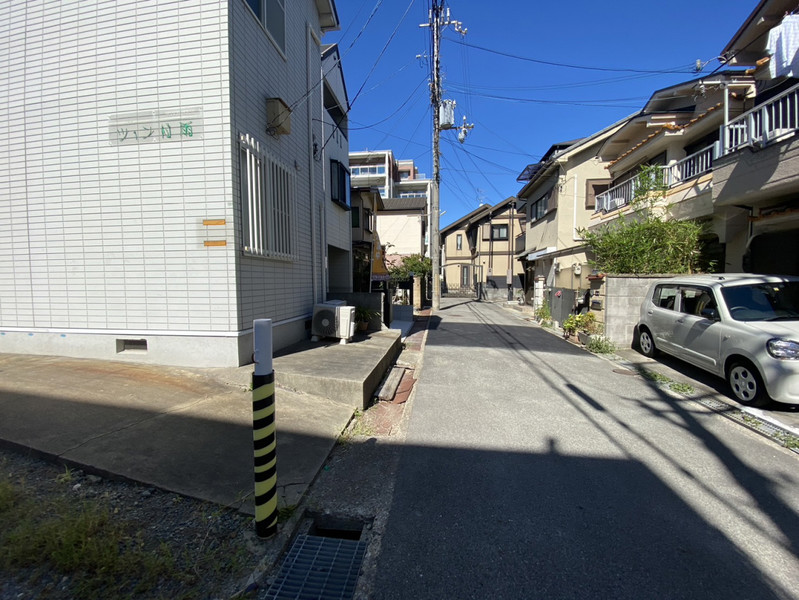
701;307;719;321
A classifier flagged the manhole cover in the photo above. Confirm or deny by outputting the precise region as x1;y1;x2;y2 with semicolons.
612;368;638;376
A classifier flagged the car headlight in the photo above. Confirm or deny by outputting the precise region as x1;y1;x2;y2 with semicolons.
767;338;799;359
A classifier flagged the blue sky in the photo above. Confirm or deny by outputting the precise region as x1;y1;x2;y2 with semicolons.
325;1;757;228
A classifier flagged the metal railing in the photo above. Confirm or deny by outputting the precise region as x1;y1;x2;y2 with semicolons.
595;144;715;214
595;177;637;213
723;82;799;154
663;145;714;186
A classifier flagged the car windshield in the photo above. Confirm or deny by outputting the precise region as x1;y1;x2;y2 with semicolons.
721;282;799;322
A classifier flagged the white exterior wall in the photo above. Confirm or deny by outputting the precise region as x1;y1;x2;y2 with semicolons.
229;0;327;348
378;214;424;256
0;1;332;366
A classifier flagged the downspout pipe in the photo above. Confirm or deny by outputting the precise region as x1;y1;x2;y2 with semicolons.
307;24;319;304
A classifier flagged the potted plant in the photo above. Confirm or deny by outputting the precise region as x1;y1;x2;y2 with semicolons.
563;312;601;343
562;314;580;338
354;306;379;332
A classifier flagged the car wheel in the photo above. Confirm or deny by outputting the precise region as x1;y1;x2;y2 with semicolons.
638;327;658;358
727;360;770;407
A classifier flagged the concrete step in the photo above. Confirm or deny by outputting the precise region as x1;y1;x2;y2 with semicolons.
274;330;402;410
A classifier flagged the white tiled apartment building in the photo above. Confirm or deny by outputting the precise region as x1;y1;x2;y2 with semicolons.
0;0;349;367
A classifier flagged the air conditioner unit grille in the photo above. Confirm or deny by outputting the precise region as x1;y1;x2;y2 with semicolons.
313;308;338;337
311;303;354;342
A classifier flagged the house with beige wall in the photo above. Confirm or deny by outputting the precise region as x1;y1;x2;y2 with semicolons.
515;122;624;321
376;197;428;265
589;0;799;277
0;0;348;367
591;73;756;273
350;150;431;264
441;198;524;302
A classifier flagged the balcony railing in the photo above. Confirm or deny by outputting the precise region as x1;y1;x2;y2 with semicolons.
595;144;715;214
663;145;714;186
722;82;799;154
595;178;636;213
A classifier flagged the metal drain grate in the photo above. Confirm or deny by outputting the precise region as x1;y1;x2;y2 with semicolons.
264;534;367;600
692;396;799;455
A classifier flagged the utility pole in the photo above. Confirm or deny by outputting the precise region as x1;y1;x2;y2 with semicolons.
421;1;467;311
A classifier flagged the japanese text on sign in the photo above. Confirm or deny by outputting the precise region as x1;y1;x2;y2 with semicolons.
109;109;203;145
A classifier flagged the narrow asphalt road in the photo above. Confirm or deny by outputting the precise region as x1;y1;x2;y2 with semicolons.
371;299;799;599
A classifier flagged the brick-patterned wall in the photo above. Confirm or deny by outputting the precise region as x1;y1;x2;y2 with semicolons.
230;0;326;327
0;1;334;364
0;1;235;332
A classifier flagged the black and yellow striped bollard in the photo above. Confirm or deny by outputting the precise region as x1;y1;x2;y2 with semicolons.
253;319;278;538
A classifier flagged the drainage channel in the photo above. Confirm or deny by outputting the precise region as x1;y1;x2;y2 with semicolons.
691;395;799;455
263;515;368;600
619;362;799;456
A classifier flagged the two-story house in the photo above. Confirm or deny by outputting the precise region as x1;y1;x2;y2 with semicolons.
441;197;525;302
350;150;432;263
0;0;347;367
712;0;799;275
515;122;624;321
592;73;756;273
590;0;799;277
350;188;384;292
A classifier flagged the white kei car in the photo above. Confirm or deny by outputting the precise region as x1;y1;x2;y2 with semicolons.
637;274;799;407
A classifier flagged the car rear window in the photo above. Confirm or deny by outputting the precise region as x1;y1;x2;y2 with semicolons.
653;285;678;310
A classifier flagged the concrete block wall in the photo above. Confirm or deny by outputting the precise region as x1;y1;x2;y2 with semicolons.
604;275;672;348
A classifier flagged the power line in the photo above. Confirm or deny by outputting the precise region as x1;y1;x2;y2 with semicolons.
347;76;428;130
444;35;696;74
445;89;646;108
471;119;540;160
317;1;419;154
446;69;686;93
349;0;416;108
443;138;525;174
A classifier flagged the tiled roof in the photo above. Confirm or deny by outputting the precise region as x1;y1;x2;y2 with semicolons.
608;103;722;168
380;197;427;211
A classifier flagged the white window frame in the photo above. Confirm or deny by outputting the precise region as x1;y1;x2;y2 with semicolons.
239;133;295;260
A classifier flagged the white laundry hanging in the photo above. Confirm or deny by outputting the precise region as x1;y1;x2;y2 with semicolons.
766;14;799;78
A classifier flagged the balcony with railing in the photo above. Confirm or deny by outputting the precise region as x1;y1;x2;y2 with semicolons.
595;144;715;214
721;81;799;155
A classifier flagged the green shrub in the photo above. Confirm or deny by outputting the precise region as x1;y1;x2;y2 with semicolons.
534;299;551;322
563;312;600;335
579;164;709;275
586;335;616;354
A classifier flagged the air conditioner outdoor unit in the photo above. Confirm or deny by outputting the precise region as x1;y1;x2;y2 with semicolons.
311;303;355;344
